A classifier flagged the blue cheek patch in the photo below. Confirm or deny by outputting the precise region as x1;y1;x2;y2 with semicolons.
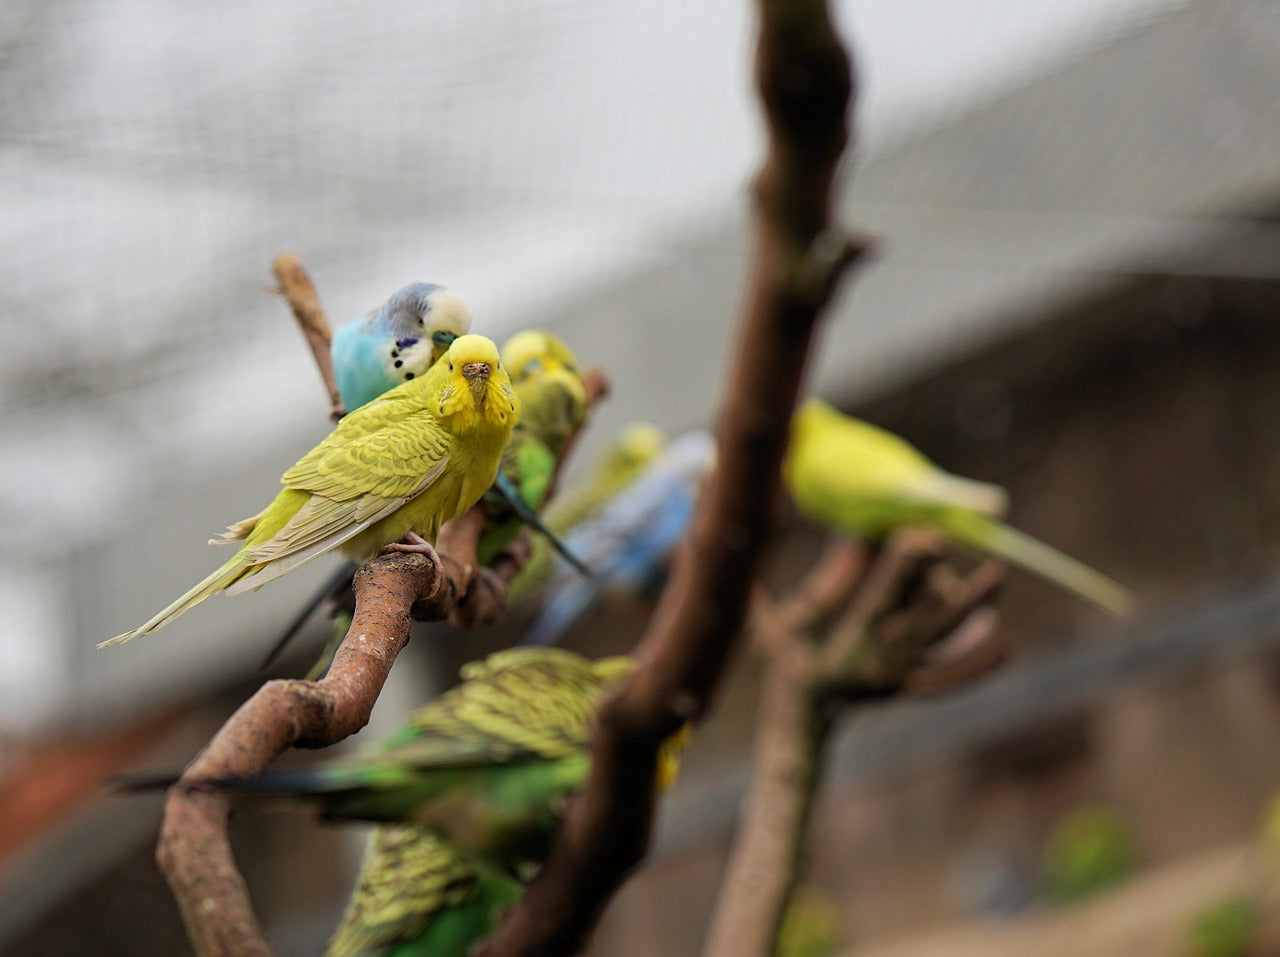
395;337;420;349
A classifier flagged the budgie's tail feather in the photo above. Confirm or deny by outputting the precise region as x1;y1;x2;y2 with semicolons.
920;472;1009;517
113;765;352;798
100;553;251;647
964;520;1131;616
209;508;265;546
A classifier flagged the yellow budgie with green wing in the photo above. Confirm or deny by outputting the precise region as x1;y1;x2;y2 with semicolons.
103;334;519;646
785;398;1130;615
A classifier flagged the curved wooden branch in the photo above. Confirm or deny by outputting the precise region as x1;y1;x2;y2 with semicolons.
272;253;346;421
156;527;534;956
703;535;1008;957
474;2;863;954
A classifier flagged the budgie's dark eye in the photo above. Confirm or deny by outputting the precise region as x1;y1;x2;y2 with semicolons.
449;362;454;371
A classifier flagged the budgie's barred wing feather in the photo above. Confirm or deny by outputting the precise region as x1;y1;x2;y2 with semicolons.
372;649;632;766
325;825;487;957
281;400;455;501
223;408;454;593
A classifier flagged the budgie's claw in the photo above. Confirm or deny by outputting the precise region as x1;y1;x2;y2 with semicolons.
380;531;440;562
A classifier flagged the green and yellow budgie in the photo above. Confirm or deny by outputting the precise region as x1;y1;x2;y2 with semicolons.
318;643;682;956
259;329;591;671
103;334;519;646
324;824;521;957
476;332;590;566
151;648;688;864
785;398;1130;615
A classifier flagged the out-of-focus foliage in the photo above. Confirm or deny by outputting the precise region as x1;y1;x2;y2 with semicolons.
1040;804;1138;902
1259;791;1280;861
775;884;842;957
1183;896;1259;957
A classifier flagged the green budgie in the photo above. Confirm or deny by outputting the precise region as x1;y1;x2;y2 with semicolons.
325;824;521;957
142;648;688;866
785;398;1130;615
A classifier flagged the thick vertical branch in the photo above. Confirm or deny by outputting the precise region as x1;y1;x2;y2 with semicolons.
475;2;863;954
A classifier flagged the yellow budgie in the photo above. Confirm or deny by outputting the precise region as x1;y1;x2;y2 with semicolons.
785;398;1130;615
103;334;519;646
500;328;581;384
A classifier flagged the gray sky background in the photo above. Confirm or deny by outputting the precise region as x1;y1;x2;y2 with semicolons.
0;0;1191;729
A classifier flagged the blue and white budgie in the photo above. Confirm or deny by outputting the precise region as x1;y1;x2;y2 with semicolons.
331;283;472;412
520;430;715;647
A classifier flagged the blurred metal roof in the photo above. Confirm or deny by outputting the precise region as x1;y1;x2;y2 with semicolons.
5;0;1280;728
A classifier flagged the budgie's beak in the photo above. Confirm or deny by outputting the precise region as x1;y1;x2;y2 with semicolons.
431;330;457;349
462;361;493;402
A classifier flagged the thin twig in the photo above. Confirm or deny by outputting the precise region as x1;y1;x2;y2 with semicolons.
272;253;346;421
701;646;823;957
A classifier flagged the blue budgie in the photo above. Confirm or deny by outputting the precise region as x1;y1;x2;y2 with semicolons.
332;283;472;411
520;430;715;647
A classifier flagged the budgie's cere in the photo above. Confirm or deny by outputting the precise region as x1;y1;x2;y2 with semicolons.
332;283;472;411
784;397;1130;615
103;334;518;646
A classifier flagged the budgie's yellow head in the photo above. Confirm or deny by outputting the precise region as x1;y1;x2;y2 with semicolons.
501;330;581;384
434;334;520;430
784;397;840;477
610;423;666;472
791;397;838;436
